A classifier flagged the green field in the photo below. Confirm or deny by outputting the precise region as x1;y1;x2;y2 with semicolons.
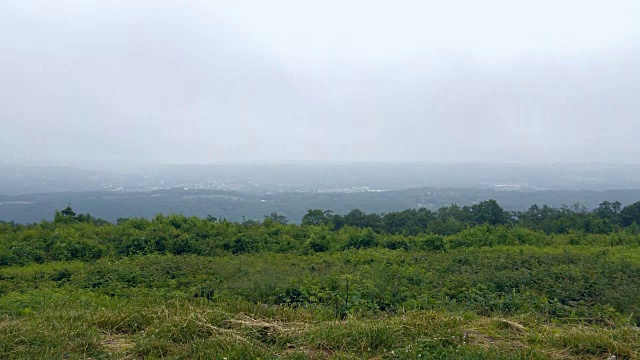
2;248;640;359
1;205;640;359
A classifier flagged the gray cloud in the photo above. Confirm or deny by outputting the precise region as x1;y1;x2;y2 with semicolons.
1;0;639;165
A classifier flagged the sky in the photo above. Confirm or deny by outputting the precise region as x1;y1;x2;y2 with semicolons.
1;0;639;165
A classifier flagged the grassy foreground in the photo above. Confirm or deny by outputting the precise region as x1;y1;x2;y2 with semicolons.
1;247;640;359
2;290;638;359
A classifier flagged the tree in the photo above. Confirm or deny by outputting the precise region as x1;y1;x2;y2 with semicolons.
595;201;622;219
60;204;76;217
592;201;622;232
302;209;333;226
437;204;471;223
54;204;77;224
621;201;640;227
383;208;433;235
343;209;382;230
264;212;288;225
470;200;508;226
329;214;346;231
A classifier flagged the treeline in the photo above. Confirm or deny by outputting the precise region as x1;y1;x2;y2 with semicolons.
1;200;640;266
302;200;640;235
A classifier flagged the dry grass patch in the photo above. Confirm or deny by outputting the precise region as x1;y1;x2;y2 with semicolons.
100;333;134;356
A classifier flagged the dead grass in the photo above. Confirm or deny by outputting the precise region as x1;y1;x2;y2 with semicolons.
1;292;639;359
100;333;134;355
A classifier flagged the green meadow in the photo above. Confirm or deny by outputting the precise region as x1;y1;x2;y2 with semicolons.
1;204;640;359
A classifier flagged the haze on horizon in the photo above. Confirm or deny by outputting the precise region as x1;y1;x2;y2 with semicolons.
1;0;639;167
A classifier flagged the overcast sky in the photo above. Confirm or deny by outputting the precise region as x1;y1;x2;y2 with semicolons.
1;0;639;165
